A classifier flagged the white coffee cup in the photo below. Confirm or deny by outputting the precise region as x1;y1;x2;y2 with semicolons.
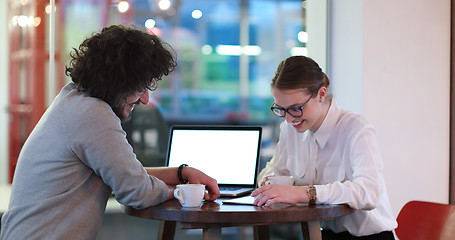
265;176;294;186
174;184;205;207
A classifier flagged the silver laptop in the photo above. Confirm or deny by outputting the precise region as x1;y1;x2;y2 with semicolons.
166;125;262;197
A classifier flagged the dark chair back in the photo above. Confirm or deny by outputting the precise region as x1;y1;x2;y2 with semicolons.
122;105;169;167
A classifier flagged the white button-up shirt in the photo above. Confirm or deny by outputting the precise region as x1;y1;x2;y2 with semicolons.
259;100;397;236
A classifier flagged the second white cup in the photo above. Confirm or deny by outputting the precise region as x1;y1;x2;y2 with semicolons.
174;184;205;207
265;176;295;186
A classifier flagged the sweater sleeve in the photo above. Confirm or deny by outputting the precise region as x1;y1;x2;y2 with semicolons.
65;97;168;209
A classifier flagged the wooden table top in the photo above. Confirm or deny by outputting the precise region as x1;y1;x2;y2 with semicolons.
122;198;354;228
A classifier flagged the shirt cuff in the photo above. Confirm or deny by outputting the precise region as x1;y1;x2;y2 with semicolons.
312;184;327;204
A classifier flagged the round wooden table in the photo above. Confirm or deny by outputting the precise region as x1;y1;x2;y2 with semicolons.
122;198;355;240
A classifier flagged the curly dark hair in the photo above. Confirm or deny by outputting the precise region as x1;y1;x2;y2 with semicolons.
65;25;177;108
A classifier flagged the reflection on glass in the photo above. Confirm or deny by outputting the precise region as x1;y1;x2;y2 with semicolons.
61;0;306;125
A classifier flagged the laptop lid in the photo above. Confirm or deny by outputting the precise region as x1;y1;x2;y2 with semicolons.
165;125;262;196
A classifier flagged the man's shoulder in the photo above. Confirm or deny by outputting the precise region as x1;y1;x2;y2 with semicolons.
60;86;111;114
56;86;120;131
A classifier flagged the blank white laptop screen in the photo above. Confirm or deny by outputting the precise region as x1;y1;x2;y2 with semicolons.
166;125;262;196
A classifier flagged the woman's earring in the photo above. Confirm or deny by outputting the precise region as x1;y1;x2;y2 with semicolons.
320;99;324;103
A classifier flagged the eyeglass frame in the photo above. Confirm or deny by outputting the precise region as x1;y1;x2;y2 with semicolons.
270;90;318;118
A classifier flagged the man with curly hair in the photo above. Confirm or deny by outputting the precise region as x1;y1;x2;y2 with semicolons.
0;25;220;239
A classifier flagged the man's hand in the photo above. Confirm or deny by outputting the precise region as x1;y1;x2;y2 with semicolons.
166;185;176;200
181;166;220;201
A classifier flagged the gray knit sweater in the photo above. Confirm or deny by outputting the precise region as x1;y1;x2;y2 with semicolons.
0;83;168;240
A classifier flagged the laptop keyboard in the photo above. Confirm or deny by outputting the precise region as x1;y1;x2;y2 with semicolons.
220;186;243;191
219;186;254;197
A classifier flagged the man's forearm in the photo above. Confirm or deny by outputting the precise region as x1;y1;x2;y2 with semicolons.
145;167;180;185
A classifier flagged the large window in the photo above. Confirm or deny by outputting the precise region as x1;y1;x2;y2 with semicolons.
61;0;315;125
151;0;306;124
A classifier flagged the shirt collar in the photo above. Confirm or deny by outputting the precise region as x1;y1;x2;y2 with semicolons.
312;99;341;149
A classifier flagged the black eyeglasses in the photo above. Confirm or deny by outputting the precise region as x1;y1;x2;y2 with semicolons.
270;92;316;118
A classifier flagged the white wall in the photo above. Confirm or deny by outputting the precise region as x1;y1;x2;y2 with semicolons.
306;0;328;73
328;0;364;113
329;0;451;217
0;0;9;184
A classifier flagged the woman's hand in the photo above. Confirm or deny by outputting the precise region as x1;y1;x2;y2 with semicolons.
259;175;274;187
251;184;308;206
181;166;220;201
